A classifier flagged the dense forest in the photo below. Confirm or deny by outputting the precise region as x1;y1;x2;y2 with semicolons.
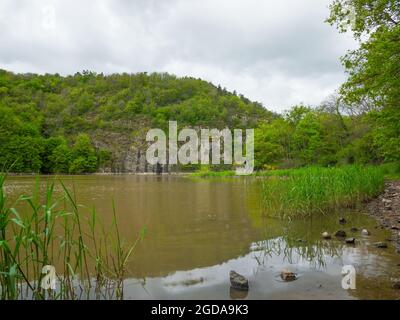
0;70;272;173
0;0;398;174
1;68;397;174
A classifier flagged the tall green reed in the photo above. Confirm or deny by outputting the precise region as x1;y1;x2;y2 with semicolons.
261;166;385;218
0;174;144;300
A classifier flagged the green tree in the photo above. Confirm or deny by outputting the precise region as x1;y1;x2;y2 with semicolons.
69;134;98;173
0;136;44;173
327;0;400;164
48;142;72;173
293;113;325;165
41;137;69;173
255;119;294;168
97;149;112;168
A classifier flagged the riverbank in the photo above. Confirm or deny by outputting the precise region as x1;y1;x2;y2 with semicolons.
366;180;400;252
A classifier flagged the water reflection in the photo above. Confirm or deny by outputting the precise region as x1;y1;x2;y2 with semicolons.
250;237;342;269
122;233;400;300
230;287;249;299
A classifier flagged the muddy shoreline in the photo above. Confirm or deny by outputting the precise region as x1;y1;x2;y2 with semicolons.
365;181;400;252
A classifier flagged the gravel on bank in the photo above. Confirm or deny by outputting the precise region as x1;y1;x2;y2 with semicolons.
366;181;400;252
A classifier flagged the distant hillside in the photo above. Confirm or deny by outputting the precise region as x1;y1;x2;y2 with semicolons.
0;70;274;173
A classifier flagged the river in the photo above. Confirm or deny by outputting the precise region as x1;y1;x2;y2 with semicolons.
5;175;400;299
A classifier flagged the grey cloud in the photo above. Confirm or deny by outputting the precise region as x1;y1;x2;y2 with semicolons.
0;0;356;112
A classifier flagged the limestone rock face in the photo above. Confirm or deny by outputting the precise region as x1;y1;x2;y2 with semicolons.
92;124;171;173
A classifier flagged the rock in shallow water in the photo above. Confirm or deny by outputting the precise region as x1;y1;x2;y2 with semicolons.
361;229;371;236
392;281;400;290
280;269;297;282
350;227;359;232
345;238;356;244
339;217;347;224
229;271;249;291
322;232;331;239
373;242;388;249
335;230;347;238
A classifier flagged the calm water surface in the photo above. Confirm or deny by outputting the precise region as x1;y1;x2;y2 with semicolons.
6;175;400;300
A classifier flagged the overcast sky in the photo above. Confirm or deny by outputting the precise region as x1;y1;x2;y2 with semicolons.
0;0;356;112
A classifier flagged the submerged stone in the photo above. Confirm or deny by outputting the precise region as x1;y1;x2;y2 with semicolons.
345;238;356;244
335;230;347;238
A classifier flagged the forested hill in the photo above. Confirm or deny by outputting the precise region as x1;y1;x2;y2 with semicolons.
0;69;274;173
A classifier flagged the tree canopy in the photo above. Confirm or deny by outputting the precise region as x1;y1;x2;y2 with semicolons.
0;70;272;173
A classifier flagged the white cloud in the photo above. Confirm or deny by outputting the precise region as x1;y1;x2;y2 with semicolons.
0;0;356;112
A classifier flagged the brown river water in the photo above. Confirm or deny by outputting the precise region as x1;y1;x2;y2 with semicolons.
5;175;400;300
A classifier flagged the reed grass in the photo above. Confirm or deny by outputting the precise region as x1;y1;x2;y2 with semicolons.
261;166;385;218
0;174;144;300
